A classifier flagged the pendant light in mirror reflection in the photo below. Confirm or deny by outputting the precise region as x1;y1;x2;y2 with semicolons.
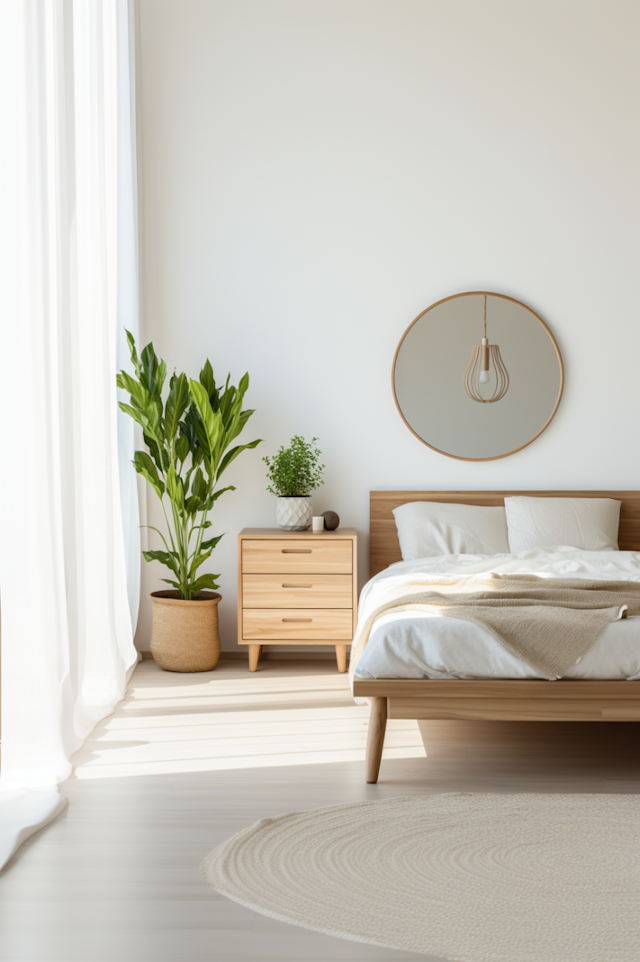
392;291;563;461
463;295;509;403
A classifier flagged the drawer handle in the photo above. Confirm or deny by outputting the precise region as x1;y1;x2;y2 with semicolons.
282;584;312;588
282;549;312;554
282;618;312;623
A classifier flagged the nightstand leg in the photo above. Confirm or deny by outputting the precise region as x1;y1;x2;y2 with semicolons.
335;644;347;673
249;645;261;672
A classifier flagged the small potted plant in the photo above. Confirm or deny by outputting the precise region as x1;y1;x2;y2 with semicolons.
263;435;324;530
117;332;261;671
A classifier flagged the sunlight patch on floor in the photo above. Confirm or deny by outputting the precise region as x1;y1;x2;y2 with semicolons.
70;661;426;779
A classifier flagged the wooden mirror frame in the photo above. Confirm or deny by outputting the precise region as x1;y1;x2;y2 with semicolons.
392;291;565;462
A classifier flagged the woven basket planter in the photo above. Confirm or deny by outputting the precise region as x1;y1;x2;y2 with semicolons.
150;590;221;672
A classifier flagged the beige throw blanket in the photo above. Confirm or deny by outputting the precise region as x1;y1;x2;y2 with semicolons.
349;573;640;683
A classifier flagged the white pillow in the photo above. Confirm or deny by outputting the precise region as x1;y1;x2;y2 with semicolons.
392;501;510;561
504;497;621;553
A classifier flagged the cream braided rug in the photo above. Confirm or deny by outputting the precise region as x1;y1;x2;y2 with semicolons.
201;793;640;962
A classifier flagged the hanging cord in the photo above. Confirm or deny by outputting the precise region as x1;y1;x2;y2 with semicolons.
484;295;487;339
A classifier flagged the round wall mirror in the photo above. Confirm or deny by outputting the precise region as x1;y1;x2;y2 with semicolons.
392;292;564;461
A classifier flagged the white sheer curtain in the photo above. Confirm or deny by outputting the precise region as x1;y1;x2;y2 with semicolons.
0;0;140;867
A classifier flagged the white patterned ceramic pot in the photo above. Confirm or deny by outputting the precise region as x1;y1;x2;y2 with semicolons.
276;496;312;531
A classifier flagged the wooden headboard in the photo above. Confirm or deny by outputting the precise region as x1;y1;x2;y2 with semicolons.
370;491;640;577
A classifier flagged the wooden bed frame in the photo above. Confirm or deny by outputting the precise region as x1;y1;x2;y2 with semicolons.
354;491;640;782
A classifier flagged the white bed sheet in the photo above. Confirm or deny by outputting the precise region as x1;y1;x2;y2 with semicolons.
354;548;640;681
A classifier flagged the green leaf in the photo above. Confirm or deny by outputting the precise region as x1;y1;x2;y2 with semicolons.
189;380;224;467
118;401;147;432
201;533;224;551
175;434;190;463
189;548;212;578
156;359;167;398
143;549;180;574
217;375;235;421
142;432;166;472
165;463;185;511
133;451;165;498
193;414;211;460
179;405;199;448
237;371;250;401
235;408;255;436
199;359;216;402
141;342;159;393
189;573;220;593
117;391;148;424
165;463;177;500
164;372;190;443
125;330;142;379
184;466;208;516
217;439;262;478
116;370;143;399
191;467;207;502
118;372;164;449
207;485;235;506
216;373;250;447
189;380;224;466
159;578;182;590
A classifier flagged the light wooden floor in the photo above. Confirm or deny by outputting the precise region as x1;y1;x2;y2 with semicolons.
1;658;638;962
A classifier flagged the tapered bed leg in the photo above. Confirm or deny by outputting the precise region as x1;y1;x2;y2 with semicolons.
365;697;387;783
335;644;347;673
249;645;261;672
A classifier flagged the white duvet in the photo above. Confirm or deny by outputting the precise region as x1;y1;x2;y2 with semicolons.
354;549;640;681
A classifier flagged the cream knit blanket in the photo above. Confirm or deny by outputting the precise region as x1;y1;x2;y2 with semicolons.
349;573;640;682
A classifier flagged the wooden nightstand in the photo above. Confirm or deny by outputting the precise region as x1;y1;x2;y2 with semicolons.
237;527;358;672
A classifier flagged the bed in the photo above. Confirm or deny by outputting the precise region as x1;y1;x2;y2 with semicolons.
353;491;640;782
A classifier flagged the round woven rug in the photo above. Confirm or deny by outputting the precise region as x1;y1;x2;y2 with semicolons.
201;793;640;962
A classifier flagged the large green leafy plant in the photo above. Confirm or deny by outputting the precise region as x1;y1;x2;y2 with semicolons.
117;333;261;600
263;435;324;497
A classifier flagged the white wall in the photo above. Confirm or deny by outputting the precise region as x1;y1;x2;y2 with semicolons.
135;0;640;650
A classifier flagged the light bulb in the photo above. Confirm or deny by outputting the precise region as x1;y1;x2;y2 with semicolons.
479;370;490;384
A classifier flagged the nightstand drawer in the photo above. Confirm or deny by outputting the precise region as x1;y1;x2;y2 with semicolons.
242;574;353;608
242;539;352;574
242;608;353;641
